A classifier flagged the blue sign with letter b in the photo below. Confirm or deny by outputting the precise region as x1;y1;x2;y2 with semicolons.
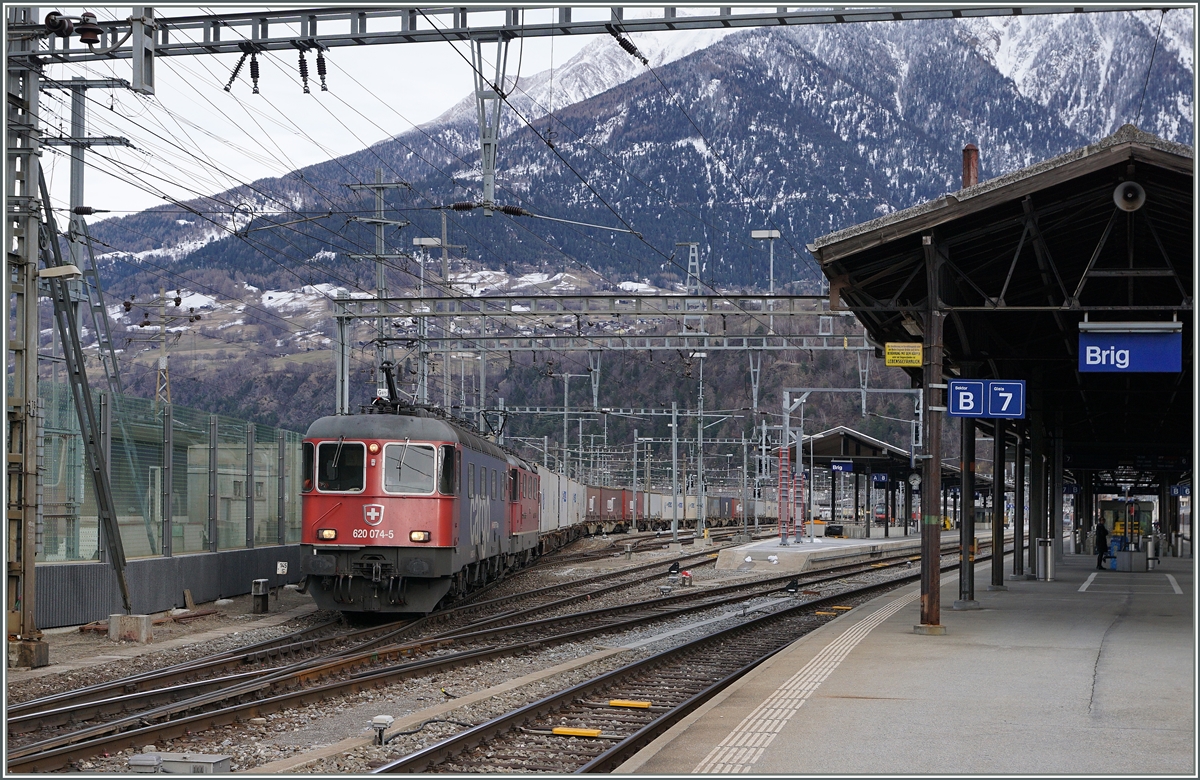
948;381;984;417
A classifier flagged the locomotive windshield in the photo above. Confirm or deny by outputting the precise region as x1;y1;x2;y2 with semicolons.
316;440;365;492
384;442;437;494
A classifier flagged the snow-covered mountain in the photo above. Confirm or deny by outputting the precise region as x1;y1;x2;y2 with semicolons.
90;9;1193;293
429;27;741;133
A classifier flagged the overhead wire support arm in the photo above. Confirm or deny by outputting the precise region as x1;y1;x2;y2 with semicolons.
445;201;641;236
470;30;511;215
349;216;411;227
9;6;1164;65
42;136;134;148
234;210;333;237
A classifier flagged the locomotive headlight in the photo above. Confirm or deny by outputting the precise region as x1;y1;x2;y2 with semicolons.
409;530;431;543
316;528;337;541
368;442;380;454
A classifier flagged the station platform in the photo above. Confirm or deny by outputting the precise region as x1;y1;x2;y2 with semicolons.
617;550;1195;775
717;528;956;573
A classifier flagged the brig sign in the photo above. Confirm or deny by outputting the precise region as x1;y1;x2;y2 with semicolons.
1078;327;1181;373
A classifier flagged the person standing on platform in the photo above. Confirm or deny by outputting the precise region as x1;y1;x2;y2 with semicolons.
1095;520;1110;570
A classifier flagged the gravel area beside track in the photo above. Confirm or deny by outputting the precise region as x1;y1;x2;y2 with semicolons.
6;589;331;705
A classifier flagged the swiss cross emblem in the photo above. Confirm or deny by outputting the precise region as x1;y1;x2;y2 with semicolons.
363;504;385;526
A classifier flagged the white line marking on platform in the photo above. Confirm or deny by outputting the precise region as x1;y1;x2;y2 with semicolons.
1166;574;1183;595
1079;573;1097;592
693;588;920;773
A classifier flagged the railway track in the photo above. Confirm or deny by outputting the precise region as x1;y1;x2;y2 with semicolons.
374;547;1004;774
541;525;778;563
6;539;982;773
4;544;736;769
8;541;722;729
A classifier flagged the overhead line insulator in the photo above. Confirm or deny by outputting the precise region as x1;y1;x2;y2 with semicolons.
223;53;248;92
316;49;328;91
250;53;260;95
605;24;649;66
298;50;310;94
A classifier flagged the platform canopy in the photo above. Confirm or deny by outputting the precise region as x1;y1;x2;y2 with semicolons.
808;125;1193;487
796;426;911;471
794;426;992;489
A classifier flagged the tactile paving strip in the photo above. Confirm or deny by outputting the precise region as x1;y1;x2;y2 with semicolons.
693;588;921;773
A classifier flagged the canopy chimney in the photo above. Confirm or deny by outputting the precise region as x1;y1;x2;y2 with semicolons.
962;143;979;188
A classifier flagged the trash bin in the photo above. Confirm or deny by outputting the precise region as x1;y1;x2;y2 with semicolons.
1036;538;1055;581
1144;535;1158;570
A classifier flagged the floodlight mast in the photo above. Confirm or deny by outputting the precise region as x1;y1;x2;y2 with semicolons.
751;229;781;333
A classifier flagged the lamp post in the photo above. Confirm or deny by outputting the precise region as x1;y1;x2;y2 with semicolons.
796;392;811;543
751;229;780;334
632;429;639;532
671;402;680;544
558;373;586;479
412;238;442;405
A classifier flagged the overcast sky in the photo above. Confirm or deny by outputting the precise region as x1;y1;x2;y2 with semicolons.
34;5;659;215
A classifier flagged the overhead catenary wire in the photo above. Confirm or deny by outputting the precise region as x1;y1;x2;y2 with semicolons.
39;13;825;408
184;18;704;381
49;111;787;400
44;151;380;378
46;12;709;321
416;10;823;342
404;11;795;303
1133;9;1167;128
44;136;628;400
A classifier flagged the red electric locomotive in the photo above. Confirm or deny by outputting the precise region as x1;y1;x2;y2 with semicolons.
299;379;539;614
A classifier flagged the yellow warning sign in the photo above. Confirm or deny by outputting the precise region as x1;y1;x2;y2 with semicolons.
885;342;923;367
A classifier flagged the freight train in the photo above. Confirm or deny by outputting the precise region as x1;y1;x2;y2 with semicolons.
299;366;777;615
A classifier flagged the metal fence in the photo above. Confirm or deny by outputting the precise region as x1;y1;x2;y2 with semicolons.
38;382;303;563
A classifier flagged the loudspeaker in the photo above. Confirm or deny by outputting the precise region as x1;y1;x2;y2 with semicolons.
1113;181;1146;212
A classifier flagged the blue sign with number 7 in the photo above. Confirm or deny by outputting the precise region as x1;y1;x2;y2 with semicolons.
987;381;1025;418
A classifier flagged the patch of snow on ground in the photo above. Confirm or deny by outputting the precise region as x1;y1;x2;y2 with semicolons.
454;269;511;296
262;288;321;312
179;291;216;310
618;280;659;294
511;272;554;288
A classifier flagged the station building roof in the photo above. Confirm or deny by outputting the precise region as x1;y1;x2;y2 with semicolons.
808;125;1193;486
791;426;993;487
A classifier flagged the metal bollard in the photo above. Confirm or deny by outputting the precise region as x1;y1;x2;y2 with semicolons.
624;543;633;560
252;578;269;613
1035;538;1055;581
